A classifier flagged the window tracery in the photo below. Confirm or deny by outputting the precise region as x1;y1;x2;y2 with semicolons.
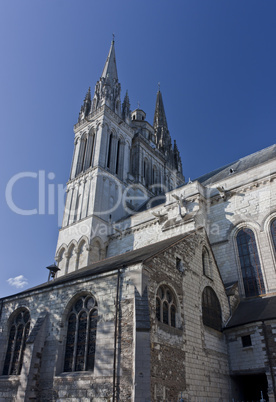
64;294;98;372
3;309;31;375
155;285;177;327
236;228;264;297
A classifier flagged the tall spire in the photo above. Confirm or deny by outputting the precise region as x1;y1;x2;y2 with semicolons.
153;89;171;153
92;40;121;116
153;89;168;132
101;39;118;83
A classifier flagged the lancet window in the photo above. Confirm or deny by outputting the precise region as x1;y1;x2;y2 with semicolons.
3;309;31;375
236;228;264;297
271;218;276;256
64;294;98;372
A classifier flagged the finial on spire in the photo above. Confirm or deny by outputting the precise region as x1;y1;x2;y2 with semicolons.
112;33;115;42
158;82;160;92
137;101;140;109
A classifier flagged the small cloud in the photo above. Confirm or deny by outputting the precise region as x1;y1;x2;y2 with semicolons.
7;275;28;289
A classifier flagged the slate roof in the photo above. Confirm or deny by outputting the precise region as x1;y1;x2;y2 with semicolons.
225;295;276;329
196;143;276;185
2;233;188;300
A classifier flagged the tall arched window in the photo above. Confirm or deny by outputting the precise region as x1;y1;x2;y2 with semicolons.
3;309;31;375
271;219;276;255
202;287;221;331
115;139;121;175
236;228;265;297
64;295;98;372
155;285;177;328
76;136;87;176
107;133;113;169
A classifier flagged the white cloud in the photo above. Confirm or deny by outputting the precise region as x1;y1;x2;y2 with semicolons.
7;275;28;289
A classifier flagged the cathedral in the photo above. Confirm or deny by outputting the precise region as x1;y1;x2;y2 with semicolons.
1;40;276;401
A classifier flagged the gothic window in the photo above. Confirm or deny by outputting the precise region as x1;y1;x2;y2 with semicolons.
236;228;265;297
202;287;221;331
202;247;212;278
115;139;121;175
107;133;113;169
3;309;31;375
76;136;88;176
83;133;95;171
271;218;276;256
64;295;98;372
155;285;177;327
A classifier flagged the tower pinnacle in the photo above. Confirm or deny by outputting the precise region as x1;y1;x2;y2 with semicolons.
92;40;121;115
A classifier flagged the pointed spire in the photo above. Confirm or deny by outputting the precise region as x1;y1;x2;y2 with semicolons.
153;89;168;131
101;39;118;83
92;40;121;116
153;89;171;154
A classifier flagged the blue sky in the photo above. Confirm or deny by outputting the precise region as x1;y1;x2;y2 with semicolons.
0;0;276;297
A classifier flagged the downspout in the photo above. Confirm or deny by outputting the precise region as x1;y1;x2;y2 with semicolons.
112;268;121;402
262;321;276;398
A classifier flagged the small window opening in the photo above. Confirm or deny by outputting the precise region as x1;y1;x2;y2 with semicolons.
242;335;252;348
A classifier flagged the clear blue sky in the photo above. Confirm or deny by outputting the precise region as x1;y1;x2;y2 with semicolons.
1;0;276;297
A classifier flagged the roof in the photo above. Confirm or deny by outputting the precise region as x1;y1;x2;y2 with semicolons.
2;233;188;300
196;143;276;185
225;295;276;329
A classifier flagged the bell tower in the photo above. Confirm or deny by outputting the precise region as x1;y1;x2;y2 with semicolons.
54;41;185;278
55;40;134;277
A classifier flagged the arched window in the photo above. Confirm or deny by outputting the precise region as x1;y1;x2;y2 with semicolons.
271;219;276;255
3;309;31;375
156;285;177;328
107;133;113;169
115;139;121;175
236;228;265;297
202;247;212;278
64;295;98;372
202;287;221;331
76;136;87;176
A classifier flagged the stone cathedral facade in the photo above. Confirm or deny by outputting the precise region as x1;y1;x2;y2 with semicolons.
1;41;276;401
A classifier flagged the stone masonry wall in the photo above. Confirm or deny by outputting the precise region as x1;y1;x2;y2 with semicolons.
145;230;231;401
0;269;135;401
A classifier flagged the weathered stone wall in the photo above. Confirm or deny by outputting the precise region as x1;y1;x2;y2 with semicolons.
145;230;231;401
0;269;135;401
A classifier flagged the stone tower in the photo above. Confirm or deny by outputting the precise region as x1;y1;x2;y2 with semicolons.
55;40;184;277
